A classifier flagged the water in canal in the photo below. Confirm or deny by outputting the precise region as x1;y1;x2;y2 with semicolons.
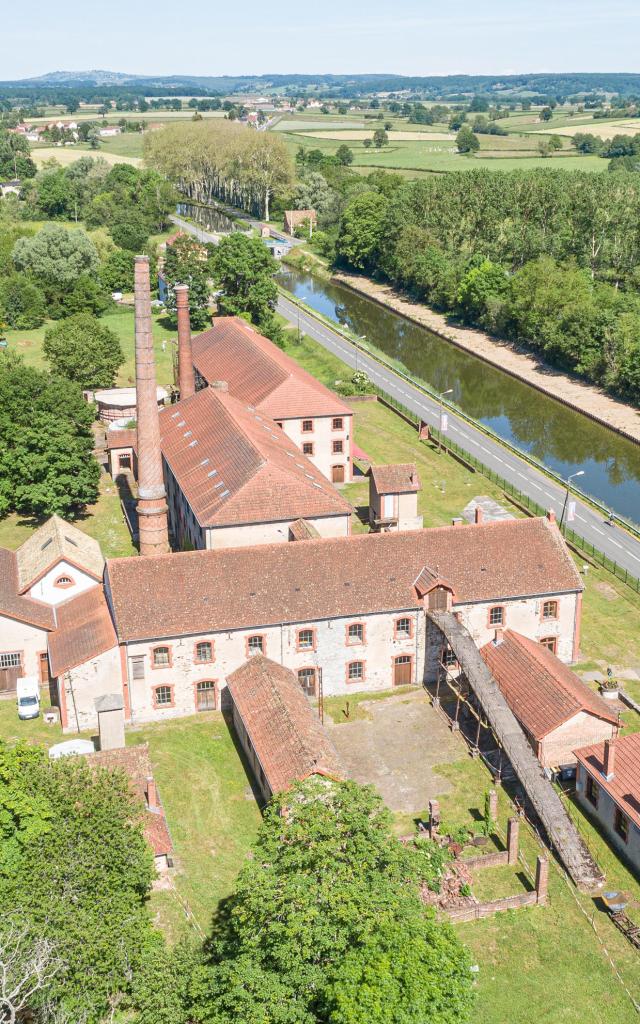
176;202;244;234
279;267;640;524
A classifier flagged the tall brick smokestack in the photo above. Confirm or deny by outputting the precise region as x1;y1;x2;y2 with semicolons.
175;284;195;400
134;255;169;557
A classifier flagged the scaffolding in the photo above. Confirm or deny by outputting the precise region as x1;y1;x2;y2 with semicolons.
428;610;604;892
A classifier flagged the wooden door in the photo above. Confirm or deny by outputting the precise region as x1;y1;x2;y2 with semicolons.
196;681;216;711
332;464;345;484
39;652;50;684
393;655;412;686
0;652;22;694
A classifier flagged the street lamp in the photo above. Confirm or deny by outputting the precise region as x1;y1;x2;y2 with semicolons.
560;470;584;529
438;388;454;453
296;295;306;343
355;335;366;373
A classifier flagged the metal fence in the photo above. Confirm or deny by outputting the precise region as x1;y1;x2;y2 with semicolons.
374;388;640;595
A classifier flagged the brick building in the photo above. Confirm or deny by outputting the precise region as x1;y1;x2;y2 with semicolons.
49;514;584;731
191;317;353;484
480;629;619;771
574;735;640;872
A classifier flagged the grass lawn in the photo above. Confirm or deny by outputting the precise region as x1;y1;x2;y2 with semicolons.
96;132;146;159
4;305;178;389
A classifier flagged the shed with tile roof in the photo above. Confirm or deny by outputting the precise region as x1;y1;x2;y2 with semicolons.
480;630;619;769
226;655;344;801
574;734;640;871
368;464;422;533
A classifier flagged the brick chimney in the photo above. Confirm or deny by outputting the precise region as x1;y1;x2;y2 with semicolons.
493;628;504;646
146;775;158;810
603;738;616;780
175;284;195;401
547;509;556;524
134;255;169;557
475;506;484;525
451;517;463;527
210;380;229;392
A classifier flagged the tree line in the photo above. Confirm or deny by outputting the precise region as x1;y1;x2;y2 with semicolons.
1;747;473;1024
144;120;293;221
331;169;640;402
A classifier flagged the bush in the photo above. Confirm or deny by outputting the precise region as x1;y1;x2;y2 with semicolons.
0;273;46;328
43;313;124;388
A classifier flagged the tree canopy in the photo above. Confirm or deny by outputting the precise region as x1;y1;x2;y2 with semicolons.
212;233;281;341
43;313;124;389
189;778;472;1024
163;235;213;330
0;353;100;517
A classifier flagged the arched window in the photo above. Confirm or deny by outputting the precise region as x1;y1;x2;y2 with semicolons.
152;645;171;668
54;575;74;589
194;641;213;663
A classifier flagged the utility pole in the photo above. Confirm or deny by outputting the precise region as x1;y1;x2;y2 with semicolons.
559;470;585;529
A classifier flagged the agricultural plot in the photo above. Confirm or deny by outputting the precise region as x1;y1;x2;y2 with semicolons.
31;145;142;167
298;129;454;141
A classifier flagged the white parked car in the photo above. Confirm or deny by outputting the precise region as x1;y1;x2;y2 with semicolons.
16;676;40;720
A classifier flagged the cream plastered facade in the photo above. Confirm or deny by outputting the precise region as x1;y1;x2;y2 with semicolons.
0;613;49;680
164;462;351;551
28;560;99;607
58;589;580;731
538;711;617;770
279;414;352;483
58;645;123;731
369;486;423;532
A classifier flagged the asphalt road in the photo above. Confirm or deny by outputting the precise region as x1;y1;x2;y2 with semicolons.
277;292;640;582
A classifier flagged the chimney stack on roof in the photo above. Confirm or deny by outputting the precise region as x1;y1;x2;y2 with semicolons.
474;506;484;525
451;517;463;527
146;775;158;810
493;628;504;646
210;380;229;392
175;284;195;401
547;509;557;524
134;255;169;557
603;738;616;780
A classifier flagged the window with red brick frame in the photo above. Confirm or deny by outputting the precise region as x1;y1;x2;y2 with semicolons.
347;660;365;683
247;635;266;656
394;616;412;639
302;442;314;456
332;439;343;454
542;600;558;620
153;684;174;708
346;622;365;645
539;636;557;654
151;645;172;668
194;640;214;663
297;628;315;650
488;606;505;627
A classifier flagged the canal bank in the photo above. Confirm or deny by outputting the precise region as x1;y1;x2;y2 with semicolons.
278;266;640;524
332;271;640;448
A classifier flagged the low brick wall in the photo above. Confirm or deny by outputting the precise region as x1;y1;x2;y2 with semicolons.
446;890;539;923
462;849;509;870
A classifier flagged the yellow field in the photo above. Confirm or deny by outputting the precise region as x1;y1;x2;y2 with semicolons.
296;129;455;141
529;119;640;139
32;147;142;167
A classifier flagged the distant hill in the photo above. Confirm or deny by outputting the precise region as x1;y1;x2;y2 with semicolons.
3;70;640;99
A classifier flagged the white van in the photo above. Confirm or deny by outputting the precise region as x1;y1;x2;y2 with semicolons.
16;676;40;720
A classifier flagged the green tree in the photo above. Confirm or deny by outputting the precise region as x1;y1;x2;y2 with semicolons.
0;742;184;1024
163;235;212;331
190;779;472;1024
100;247;137;292
212;233;281;338
335;191;389;271
539;106;553;121
335;144;354;166
0;273;46;329
373;128;389;148
456;126;480;154
43;313;124;388
12;224;99;291
0;354;99;517
110;210;151;252
456;258;509;329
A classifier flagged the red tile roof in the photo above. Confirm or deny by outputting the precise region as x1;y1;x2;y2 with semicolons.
106;516;583;642
226;655;343;794
289;519;320;541
88;743;173;856
106;428;137;451
369;464;420;493
159;388;351;527
48;586;117;676
191;317;352;419
575;733;640;829
0;548;54;630
480;630;618;741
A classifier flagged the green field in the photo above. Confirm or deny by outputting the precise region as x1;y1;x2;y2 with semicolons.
96;132;146;159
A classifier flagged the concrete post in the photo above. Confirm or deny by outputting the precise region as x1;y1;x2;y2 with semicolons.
428;799;440;839
507;816;519;865
488;789;498;823
535;855;549;904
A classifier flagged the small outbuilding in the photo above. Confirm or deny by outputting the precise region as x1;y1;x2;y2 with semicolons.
226;654;344;803
368;463;422;533
87;386;168;424
480;629;619;771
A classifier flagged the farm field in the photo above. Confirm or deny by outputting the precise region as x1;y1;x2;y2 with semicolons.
31;145;142;167
95;131;146;158
299;129;455;141
26;108;227;125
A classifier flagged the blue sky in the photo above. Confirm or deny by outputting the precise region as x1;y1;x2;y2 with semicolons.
3;0;639;79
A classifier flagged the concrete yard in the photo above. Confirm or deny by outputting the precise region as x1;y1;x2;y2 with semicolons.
325;689;465;814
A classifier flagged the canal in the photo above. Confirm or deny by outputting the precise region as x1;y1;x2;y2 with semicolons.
279;267;640;524
176;202;243;234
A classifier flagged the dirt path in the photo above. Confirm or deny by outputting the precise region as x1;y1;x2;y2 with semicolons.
332;271;640;445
